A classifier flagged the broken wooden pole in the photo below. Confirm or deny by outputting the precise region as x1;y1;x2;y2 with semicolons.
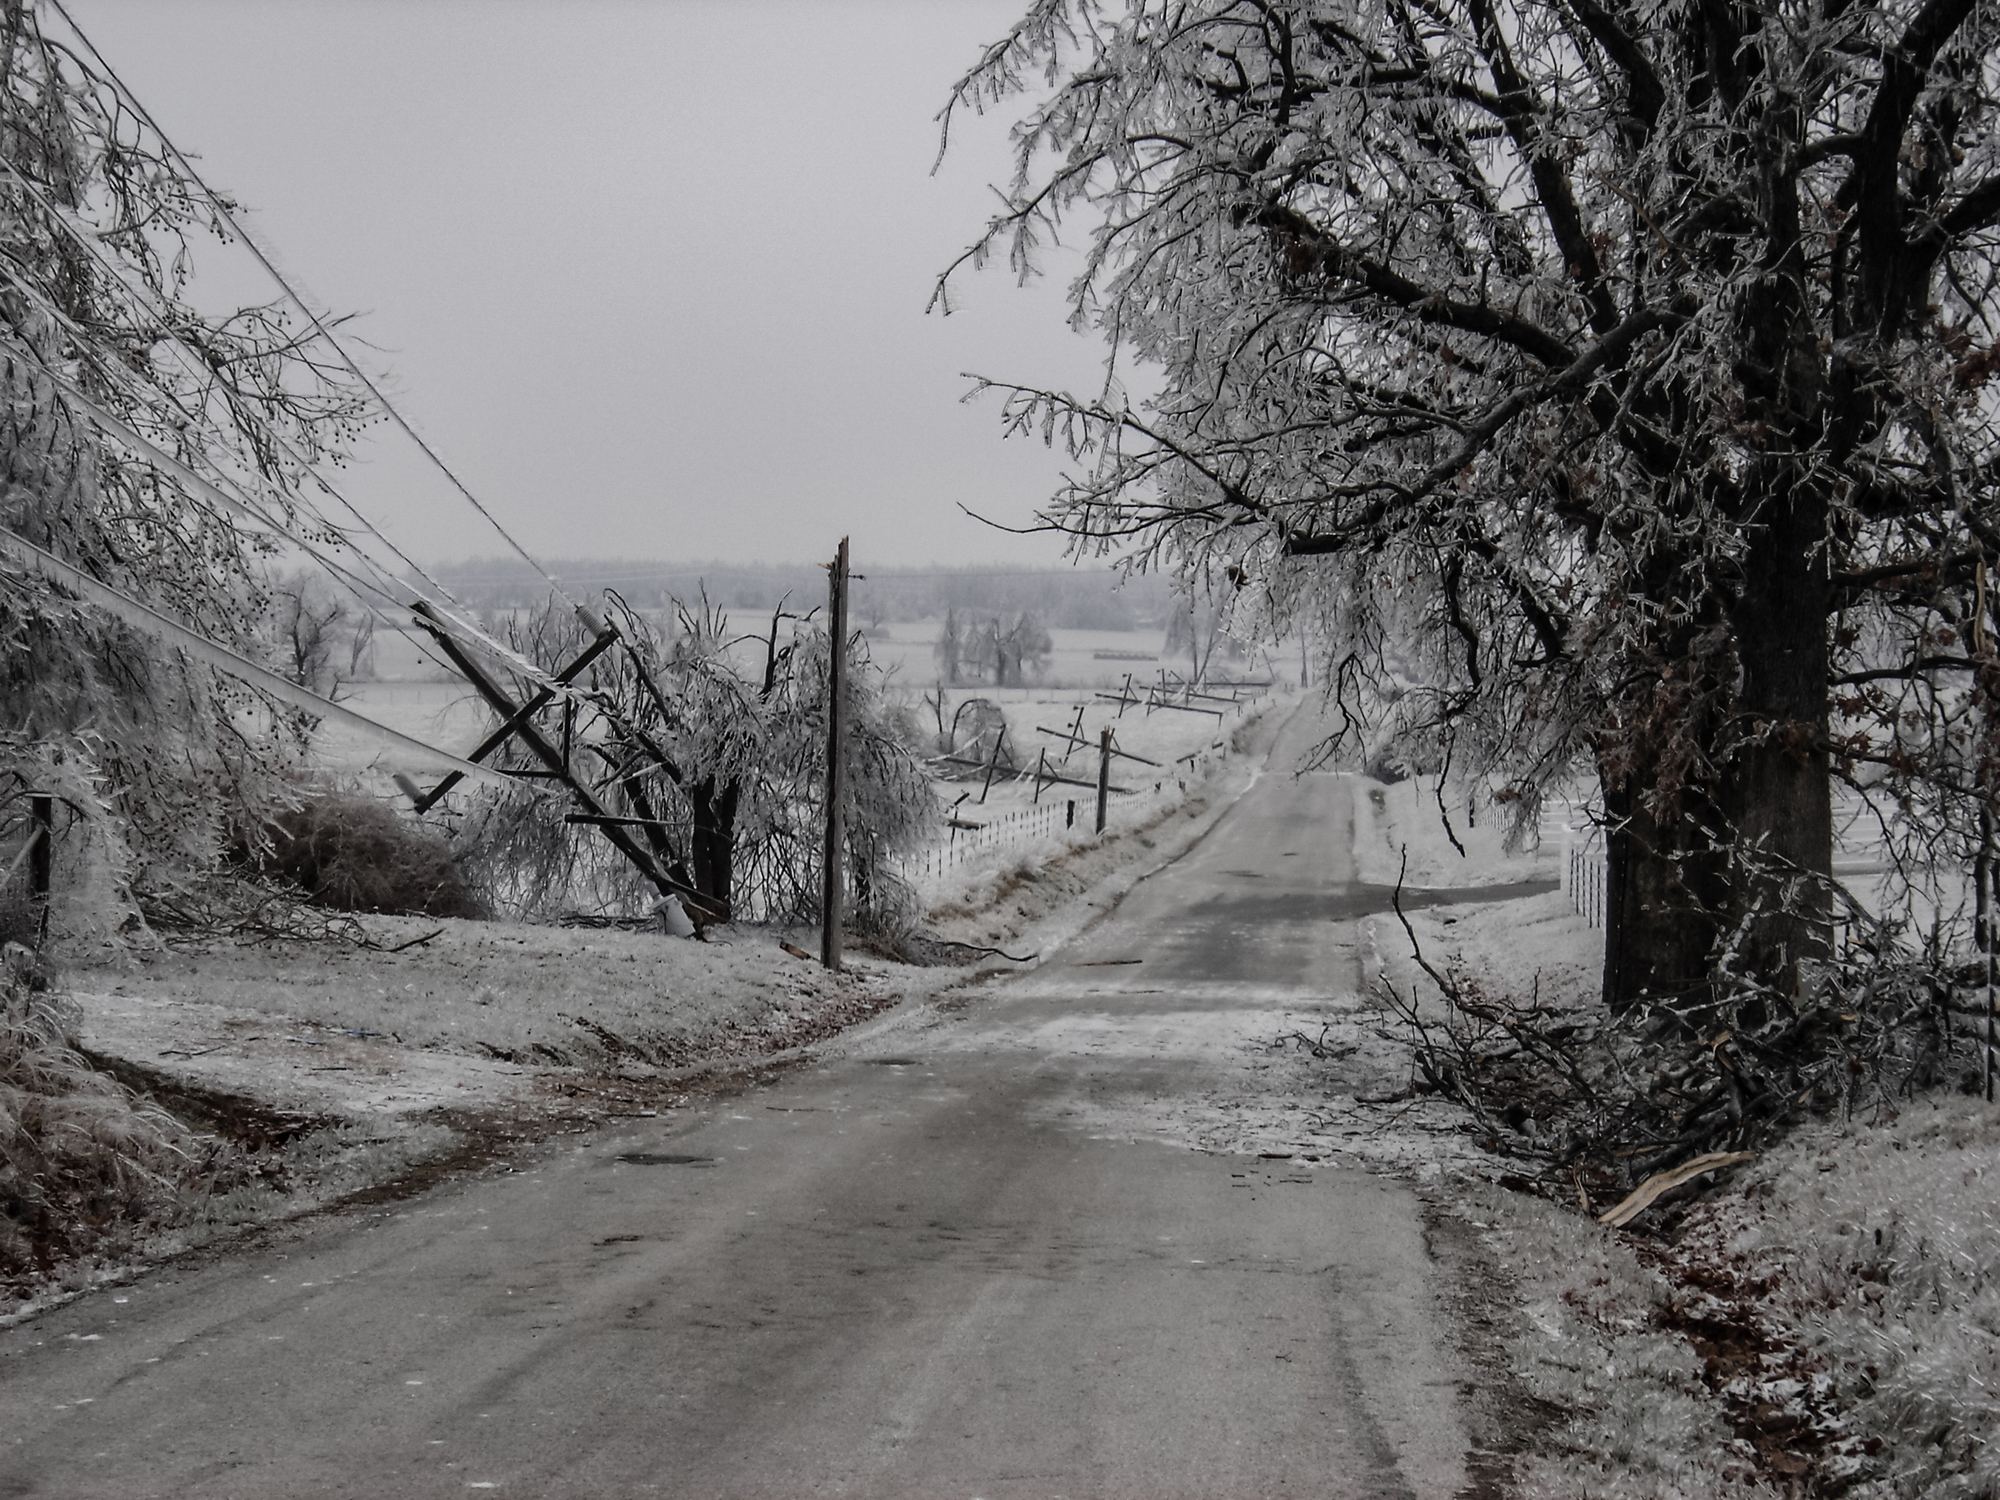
1058;701;1086;765
1018;765;1130;795
411;602;725;922
822;537;848;971
1036;728;1163;768
408;625;617;813
978;723;1009;804
1036;722;1090;755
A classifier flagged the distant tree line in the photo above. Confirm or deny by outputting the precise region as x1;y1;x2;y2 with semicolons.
430;559;1175;631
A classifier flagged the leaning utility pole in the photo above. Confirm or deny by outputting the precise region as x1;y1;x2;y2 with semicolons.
821;537;849;971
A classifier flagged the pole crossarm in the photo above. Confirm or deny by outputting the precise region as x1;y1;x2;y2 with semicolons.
1035;727;1162;768
408;626;620;813
410;602;727;922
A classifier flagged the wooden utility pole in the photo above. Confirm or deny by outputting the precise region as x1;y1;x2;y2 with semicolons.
822;537;849;971
1096;728;1111;834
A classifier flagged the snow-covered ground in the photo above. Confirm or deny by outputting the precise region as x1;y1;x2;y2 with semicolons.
1344;782;2000;1499
69;915;917;1122
36;705;2000;1495
12;694;1288;1318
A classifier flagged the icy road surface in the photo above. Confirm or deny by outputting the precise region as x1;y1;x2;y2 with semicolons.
1;707;1532;1498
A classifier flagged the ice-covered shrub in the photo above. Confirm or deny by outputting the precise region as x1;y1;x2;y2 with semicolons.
252;792;480;919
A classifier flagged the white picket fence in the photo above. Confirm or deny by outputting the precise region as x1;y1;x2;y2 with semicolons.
1566;832;1607;929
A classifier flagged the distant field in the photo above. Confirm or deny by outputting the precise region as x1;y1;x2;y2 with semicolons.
864;620;1300;693
318;620;1304;785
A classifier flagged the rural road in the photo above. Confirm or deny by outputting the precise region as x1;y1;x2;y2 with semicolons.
3;709;1523;1498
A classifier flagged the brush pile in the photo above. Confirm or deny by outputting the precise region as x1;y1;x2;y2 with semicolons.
1380;918;1977;1220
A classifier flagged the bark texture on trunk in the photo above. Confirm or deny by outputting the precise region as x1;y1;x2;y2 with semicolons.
1601;776;1726;1014
1594;540;1733;1016
1723;477;1834;1003
689;777;738;915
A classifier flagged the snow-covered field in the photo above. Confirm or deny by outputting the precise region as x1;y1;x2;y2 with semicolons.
863;620;1300;692
313;622;1297;795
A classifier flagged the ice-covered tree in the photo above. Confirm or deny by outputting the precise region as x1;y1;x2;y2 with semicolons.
267;572;375;707
451;593;935;930
961;611;1053;686
0;0;371;920
939;0;2000;1020
934;607;965;684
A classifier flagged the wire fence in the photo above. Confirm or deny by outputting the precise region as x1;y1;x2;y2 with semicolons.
899;802;1071;883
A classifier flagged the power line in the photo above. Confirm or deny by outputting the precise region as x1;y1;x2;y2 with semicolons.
45;0;577;612
0;525;526;793
0;159;484;641
0;148;615;702
0;324;572;702
437;564;1149;587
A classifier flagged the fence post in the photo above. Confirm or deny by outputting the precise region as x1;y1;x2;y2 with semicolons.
821;537;848;971
29;794;52;944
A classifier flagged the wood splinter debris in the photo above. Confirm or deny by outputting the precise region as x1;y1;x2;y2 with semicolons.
1598;1150;1756;1228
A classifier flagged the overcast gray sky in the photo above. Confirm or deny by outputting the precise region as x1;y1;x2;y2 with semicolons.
73;0;1105;571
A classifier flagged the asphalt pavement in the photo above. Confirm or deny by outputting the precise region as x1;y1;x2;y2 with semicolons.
2;707;1492;1498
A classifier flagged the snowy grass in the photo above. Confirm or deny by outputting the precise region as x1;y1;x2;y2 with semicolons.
78;913;891;1073
191;1118;463;1230
1445;1181;1780;1498
1356;772;2000;1496
1666;1098;2000;1498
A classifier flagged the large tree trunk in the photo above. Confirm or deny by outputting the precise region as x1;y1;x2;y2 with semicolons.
1722;475;1834;1006
689;776;738;915
1601;772;1726;1015
1596;544;1733;1016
